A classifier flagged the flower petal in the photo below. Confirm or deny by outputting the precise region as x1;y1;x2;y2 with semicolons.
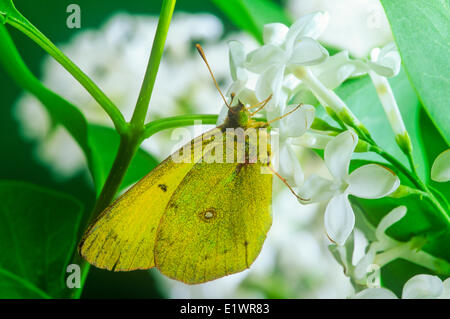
324;130;358;181
227;68;247;98
255;64;285;110
311;51;365;89
366;60;397;78
375;206;407;240
297;174;336;203
279;144;304;187
263;23;289;46
354;242;381;281
289;37;329;66
216;104;229;125
324;194;355;245
402;274;443;299
291;131;333;149
245;44;286;73
236;87;258;106
352;288;398;299
285;12;329;51
347;164;400;199
431;149;450;182
228;40;245;80
280;104;315;138
367;43;401;77
439;278;450;299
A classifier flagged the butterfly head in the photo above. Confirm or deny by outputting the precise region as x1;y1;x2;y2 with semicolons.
223;100;256;129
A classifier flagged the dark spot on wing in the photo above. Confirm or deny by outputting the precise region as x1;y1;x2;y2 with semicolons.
158;184;167;192
169;202;178;209
198;208;218;223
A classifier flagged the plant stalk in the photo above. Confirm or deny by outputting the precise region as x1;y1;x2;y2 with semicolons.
131;0;176;128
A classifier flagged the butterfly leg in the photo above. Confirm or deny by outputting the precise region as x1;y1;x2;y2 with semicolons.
267;103;304;125
248;94;273;115
267;165;309;202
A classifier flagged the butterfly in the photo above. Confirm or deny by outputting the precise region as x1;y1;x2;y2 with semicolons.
79;45;302;284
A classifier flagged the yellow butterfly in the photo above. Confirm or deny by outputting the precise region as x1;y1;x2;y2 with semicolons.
79;45;301;284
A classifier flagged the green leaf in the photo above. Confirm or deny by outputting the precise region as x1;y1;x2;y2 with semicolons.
1;0;126;132
380;0;450;144
418;109;450;199
88;124;159;195
210;0;291;43
0;24;97;180
0;181;83;298
349;161;443;242
0;0;19;21
349;160;447;247
335;70;428;179
380;259;434;298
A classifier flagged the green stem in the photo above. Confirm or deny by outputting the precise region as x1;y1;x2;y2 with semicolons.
388;185;430;199
374;240;450;276
406;152;420;181
143;114;218;139
69;132;142;299
428;185;450;211
1;4;127;133
131;0;176;129
372;146;421;189
371;145;450;224
293;66;374;143
67;0;177;298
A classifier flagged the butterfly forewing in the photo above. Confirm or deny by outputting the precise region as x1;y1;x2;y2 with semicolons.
79;128;222;271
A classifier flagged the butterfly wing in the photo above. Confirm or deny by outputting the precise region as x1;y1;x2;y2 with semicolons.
154;160;273;284
79;128;221;271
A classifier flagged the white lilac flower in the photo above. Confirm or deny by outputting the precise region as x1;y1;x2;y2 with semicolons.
227;41;258;104
431;149;450;182
353;274;449;299
287;0;393;58
291;130;334;150
329;206;407;291
353;206;407;281
270;103;315;187
287;50;366;109
216;40;259;125
298;130;400;245
367;42;401;78
357;42;412;154
245;12;329;111
309;50;366;90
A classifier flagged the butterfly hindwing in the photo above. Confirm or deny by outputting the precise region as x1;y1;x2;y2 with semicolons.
154;160;273;284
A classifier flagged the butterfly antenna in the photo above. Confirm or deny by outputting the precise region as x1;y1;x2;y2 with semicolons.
267;103;303;125
268;166;309;202
249;94;272;116
196;44;232;110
